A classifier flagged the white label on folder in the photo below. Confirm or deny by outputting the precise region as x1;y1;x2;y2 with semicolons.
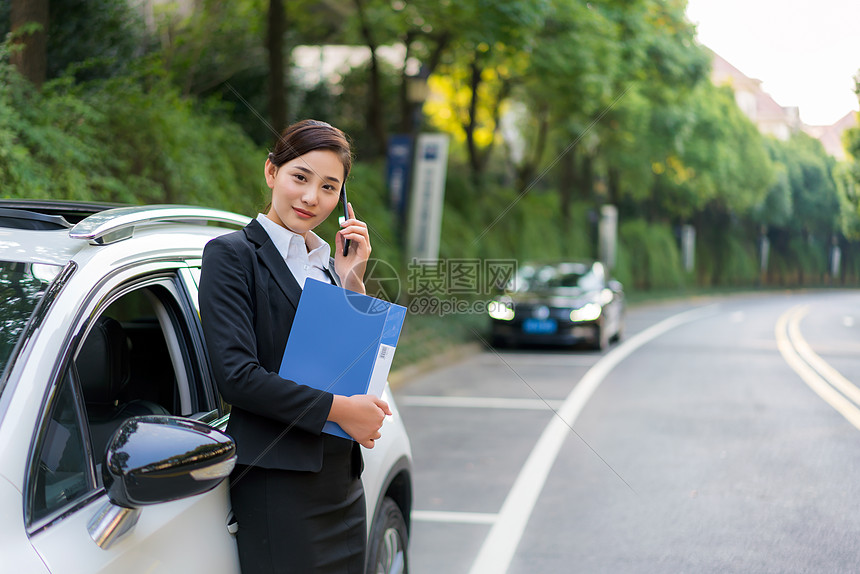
368;344;396;397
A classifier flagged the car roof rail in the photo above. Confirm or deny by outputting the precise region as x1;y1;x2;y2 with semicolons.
69;204;251;245
0;207;73;230
0;199;124;222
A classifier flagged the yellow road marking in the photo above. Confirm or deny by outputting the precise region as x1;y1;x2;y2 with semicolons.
776;305;860;430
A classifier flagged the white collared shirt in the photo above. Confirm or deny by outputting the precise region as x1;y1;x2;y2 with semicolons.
256;214;334;288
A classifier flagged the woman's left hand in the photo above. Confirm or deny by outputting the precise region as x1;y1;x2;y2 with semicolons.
335;202;371;294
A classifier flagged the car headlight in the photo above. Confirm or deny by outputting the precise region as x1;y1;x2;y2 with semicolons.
570;303;601;322
488;301;515;321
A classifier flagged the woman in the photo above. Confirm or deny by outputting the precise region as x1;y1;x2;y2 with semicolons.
198;119;391;573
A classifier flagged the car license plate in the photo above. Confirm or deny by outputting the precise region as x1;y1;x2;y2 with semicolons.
523;318;557;334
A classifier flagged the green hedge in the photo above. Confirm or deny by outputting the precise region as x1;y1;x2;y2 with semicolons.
0;51;263;215
765;236;828;286
618;219;685;290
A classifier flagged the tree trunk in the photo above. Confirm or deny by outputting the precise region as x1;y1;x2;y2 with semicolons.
400;31;450;134
475;77;511;174
354;0;387;158
581;152;594;202
424;32;450;79
10;0;48;89
559;148;595;250
559;149;575;231
465;57;483;179
267;0;287;133
399;31;416;134
607;166;620;205
517;104;549;192
367;48;386;157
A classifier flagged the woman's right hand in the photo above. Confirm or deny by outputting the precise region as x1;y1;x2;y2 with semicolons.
329;394;392;448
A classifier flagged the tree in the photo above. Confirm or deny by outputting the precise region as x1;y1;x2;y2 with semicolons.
268;0;288;131
755;147;793;228
340;0;485;157
666;83;773;220
351;0;389;157
10;0;47;88
334;57;401;159
515;0;619;195
426;0;549;180
596;0;710;211
370;0;459;133
783;133;839;237
148;0;271;142
45;0;144;82
834;161;860;240
841;93;860;237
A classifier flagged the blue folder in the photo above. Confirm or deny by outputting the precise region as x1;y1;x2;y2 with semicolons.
278;278;407;440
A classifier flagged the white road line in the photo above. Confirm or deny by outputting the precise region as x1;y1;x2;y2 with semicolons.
412;510;498;525
776;305;860;431
398;395;565;410
468;304;720;574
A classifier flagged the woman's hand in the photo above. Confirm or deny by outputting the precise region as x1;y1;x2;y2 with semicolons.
334;202;371;294
329;394;392;448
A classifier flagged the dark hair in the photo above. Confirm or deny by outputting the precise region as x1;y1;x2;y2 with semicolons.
268;119;353;181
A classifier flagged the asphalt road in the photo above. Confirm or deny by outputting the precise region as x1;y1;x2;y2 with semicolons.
394;290;860;573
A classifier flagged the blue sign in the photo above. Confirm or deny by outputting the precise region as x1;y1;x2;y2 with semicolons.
386;135;413;219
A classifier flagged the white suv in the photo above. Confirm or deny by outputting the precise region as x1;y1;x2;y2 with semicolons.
0;200;412;573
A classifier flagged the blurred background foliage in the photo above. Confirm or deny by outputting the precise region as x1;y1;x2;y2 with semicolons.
4;0;860;299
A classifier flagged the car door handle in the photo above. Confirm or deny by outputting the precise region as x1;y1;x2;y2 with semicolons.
227;510;238;535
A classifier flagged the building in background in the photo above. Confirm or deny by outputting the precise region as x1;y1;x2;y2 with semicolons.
709;50;801;140
709;49;856;160
803;111;857;162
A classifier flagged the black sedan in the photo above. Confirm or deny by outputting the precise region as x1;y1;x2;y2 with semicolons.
488;261;624;350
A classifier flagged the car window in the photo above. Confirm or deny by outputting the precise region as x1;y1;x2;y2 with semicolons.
75;281;209;464
577;269;604;291
0;261;59;388
27;275;217;527
513;264;605;293
546;272;586;289
29;372;91;525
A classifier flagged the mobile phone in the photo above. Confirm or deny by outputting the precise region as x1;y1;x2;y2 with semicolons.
340;184;350;257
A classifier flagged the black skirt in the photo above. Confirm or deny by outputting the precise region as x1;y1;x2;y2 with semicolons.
229;435;366;573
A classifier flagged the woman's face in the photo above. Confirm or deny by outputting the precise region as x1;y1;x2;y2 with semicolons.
264;149;344;237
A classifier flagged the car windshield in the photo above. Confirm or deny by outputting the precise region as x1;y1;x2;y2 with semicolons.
0;260;59;388
513;264;602;293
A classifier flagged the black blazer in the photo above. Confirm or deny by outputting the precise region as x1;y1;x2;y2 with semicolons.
199;218;346;471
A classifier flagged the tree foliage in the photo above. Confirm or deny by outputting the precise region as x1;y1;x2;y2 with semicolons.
1;0;856;290
0;46;263;215
46;0;145;82
840;106;860;239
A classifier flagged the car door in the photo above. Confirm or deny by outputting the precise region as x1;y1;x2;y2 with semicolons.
26;269;240;574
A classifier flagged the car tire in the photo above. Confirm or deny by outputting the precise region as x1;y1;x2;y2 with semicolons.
367;497;409;574
592;321;609;351
611;320;624;342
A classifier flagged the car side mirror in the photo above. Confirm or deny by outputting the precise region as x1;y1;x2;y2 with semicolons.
103;415;236;508
88;416;236;550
